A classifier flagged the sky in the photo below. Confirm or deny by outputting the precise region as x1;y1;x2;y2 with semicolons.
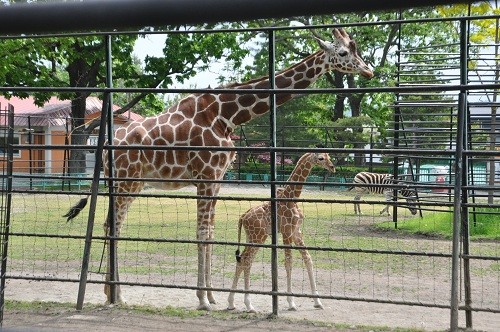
133;34;225;89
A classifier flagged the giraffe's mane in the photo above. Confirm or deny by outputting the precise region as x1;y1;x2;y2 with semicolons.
218;50;324;89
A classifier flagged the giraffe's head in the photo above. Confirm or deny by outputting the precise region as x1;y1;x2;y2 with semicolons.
316;28;373;79
312;152;336;174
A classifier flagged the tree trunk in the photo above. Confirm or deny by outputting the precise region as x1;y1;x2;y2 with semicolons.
67;56;92;175
332;72;346;121
346;74;367;166
68;95;89;174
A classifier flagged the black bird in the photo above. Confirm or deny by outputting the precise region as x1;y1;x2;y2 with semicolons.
63;197;89;222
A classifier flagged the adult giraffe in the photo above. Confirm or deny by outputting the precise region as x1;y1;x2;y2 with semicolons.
65;28;373;311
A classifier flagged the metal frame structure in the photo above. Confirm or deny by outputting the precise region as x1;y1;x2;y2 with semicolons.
0;1;498;331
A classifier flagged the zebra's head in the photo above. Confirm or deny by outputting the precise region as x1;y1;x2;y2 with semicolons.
405;196;418;215
402;185;418;215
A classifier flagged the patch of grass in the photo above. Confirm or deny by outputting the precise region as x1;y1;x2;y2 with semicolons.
376;208;500;241
4;300;428;332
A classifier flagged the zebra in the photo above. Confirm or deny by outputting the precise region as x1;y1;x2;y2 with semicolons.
349;172;418;216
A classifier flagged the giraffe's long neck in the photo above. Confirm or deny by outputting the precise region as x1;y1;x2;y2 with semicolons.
219;50;328;127
281;153;315;199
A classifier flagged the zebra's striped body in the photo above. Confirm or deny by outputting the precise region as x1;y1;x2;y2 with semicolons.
350;172;418;215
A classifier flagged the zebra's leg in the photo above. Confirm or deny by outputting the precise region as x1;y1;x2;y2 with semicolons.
381;190;392;216
354;191;362;215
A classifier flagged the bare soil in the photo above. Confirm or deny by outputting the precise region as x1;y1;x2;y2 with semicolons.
3;279;500;331
3;185;500;331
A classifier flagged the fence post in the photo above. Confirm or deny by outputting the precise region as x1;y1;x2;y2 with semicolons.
76;34;116;309
267;29;279;317
0;104;15;325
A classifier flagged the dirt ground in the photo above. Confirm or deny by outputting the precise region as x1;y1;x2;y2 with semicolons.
3;185;500;331
3;279;500;331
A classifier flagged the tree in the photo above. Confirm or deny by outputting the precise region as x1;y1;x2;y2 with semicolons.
0;1;248;173
236;9;460;166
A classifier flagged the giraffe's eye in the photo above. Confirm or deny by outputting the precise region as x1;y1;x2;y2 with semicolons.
338;50;348;57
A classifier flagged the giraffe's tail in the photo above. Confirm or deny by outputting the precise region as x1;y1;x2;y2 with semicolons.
235;217;243;263
63;196;89;222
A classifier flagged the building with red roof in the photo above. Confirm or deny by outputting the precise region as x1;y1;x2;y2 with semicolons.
0;95;143;174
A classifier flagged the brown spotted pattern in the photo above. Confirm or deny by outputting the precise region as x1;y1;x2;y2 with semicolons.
100;28;372;311
227;153;335;312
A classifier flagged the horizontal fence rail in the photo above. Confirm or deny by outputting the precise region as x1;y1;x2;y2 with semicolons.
1;4;499;332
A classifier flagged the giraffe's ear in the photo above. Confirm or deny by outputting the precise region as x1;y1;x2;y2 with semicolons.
314;36;333;51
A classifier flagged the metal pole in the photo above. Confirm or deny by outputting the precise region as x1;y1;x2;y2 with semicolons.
0;0;474;35
27;116;33;190
0;104;15;325
460;15;473;329
393;10;403;228
105;34;118;304
450;18;468;331
268;29;279;317
76;35;114;310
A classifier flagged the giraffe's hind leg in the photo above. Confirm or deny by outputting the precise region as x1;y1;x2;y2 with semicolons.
103;185;142;305
227;245;261;313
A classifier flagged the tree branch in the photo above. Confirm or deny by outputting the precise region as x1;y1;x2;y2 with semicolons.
82;78;164;134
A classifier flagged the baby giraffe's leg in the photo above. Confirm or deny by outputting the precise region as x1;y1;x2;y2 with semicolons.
227;244;261;313
283;238;297;311
227;248;245;310
242;245;260;313
295;232;323;309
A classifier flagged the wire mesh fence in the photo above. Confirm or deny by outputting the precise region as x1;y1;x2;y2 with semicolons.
0;5;499;331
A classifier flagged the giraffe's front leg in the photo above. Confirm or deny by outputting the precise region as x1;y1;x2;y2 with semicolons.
295;234;323;309
205;242;216;304
196;190;218;311
196;241;212;311
284;246;297;311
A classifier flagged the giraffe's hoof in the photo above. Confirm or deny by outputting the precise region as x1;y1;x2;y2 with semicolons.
105;297;125;306
197;303;212;311
287;306;298;311
314;303;324;309
227;306;236;311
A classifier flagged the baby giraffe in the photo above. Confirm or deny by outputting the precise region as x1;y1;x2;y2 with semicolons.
227;152;335;312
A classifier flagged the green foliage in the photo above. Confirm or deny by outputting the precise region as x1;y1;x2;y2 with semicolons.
377;208;500;240
235;9;464;159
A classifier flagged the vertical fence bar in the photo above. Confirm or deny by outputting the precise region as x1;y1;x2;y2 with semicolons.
0;104;15;325
460;16;473;329
104;34;117;305
27;116;33;190
450;18;468;331
393;11;402;228
76;34;114;310
268;29;278;316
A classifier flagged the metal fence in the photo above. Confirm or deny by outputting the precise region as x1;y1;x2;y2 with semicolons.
0;1;499;331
